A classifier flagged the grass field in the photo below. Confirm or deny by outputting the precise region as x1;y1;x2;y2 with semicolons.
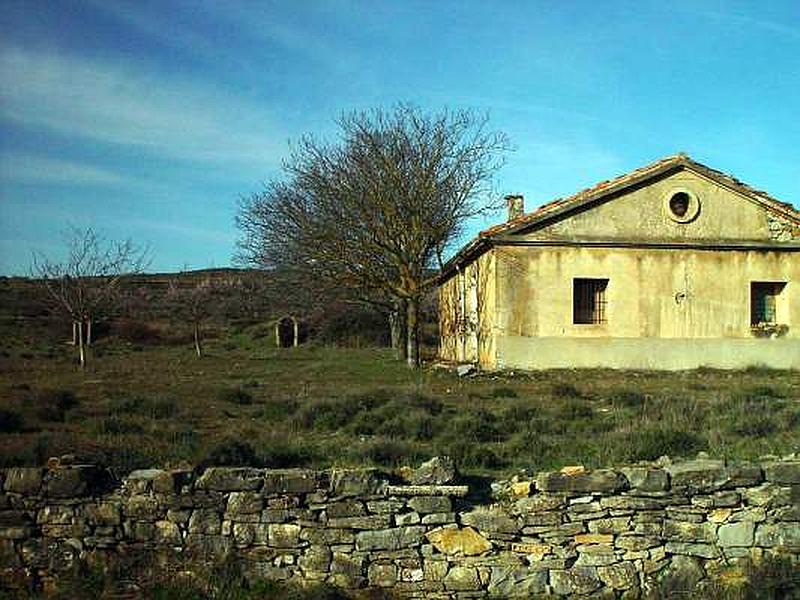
1;314;798;478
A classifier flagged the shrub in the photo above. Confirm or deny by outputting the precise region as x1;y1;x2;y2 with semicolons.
489;386;518;399
216;387;253;406
358;439;422;467
260;439;314;468
609;389;647;409
199;440;260;468
95;415;145;435
733;415;779;438
112;319;162;344
557;399;593;420
551;382;583;398
0;409;24;433
35;389;79;422
110;395;176;419
446;441;505;470
626;428;705;461
447;410;502;443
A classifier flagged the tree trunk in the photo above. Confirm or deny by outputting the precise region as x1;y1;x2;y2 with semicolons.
390;299;408;361
77;317;86;370
292;318;299;347
194;323;202;357
86;318;92;346
71;321;77;345
275;322;280;348
406;296;420;368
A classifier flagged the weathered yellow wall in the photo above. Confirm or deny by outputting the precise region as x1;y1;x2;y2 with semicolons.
438;250;497;366
520;170;785;243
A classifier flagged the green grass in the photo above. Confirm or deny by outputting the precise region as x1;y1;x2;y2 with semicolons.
0;318;798;476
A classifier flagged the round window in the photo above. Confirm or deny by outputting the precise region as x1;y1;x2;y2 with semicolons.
664;188;700;223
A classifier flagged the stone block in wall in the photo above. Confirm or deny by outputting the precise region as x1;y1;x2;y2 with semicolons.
597;561;638;590
299;544;331;573
86;502;121;526
717;521;755;547
511;494;566;514
226;491;263;515
0;538;21;567
550;566;603;596
588;517;630;535
355;525;426;551
620;467;669;494
330;469;383;497
444;565;481;591
663;520;717;543
154;520;181;545
574;544;617;567
367;561;397;587
664;541;720;559
3;468;43;495
754;523;800;548
262;469;319;495
421;512;455;526
268;523;300;548
366;499;405;514
425;526;491;556
327;515;392;530
764;461;800;485
615;535;659;552
44;465;111;498
300;527;354;545
460;507;519;534
124;495;163;521
408;495;451;514
195;468;263;492
326;500;366;518
395;512;420;526
538;469;627;494
744;483;796;508
188;509;221;535
19;538;80;572
185;533;232;556
600;496;666;511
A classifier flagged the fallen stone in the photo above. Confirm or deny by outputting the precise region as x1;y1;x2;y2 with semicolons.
329;469;383;497
412;456;457;485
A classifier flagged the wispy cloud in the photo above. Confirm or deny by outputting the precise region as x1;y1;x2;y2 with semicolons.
0;46;288;169
0;154;127;186
689;9;800;41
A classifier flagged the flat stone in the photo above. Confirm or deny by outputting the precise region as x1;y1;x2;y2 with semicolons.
588;517;630;534
425;526;492;556
666;459;726;492
329;469;383;497
195;468;262;492
718;521;754;547
550;567;602;596
615;535;659;551
663;520;717;543
326;515;392;529
262;469;319;494
412;456;457;485
385;485;468;497
86;502;121;526
460;508;518;534
575;533;613;545
268;523;300;548
355;526;426;551
600;496;665;511
368;562;397;587
395;512;420;526
538;469;627;494
664;542;720;559
421;512;455;525
754;523;800;548
764;461;800;484
444;566;481;591
408;496;451;514
487;566;547;597
325;500;366;518
512;494;566;513
598;562;638;590
226;491;263;515
745;483;794;507
298;544;331;573
708;508;732;523
44;466;105;497
155;520;181;545
188;509;221;534
575;545;618;567
621;467;669;493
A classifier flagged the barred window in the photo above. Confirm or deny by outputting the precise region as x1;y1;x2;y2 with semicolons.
751;282;784;325
573;278;608;324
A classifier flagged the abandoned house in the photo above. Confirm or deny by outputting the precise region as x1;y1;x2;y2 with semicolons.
438;154;800;370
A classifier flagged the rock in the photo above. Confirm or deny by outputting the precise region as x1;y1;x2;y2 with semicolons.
226;491;263;515
86;502;121;526
411;456;457;485
444;566;481;591
718;521;755;547
355;526;426;551
588;517;630;535
268;523;300;548
232;523;255;545
538;469;627;494
620;467;669;493
460;508;518;534
511;481;532;497
326;515;392;529
329;469;383;497
745;483;794;507
262;469;319;494
456;364;476;377
488;566;547;597
575;533;613;545
298;544;331;573
425;526;492;556
666;459;726;492
510;542;550;560
330;552;363;578
598;562;638;589
408;496;451;514
512;494;566;513
368;562;397;587
385;484;468;497
708;508;732;523
124;496;162;521
155;521;181;545
601;496;665;511
3;468;43;495
195;468;262;492
659;555;704;588
188;509;221;535
574;545;617;567
663;520;717;543
764;461;800;484
754;523;800;548
550;567;602;596
300;527;354;545
44;466;110;497
615;535;659;551
395;512;420;526
325;500;366;518
664;542;720;559
421;512;455;525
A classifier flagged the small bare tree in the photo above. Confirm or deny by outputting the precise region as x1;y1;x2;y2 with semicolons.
32;227;149;369
167;276;229;358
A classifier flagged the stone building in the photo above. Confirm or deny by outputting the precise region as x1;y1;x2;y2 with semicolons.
438;154;800;370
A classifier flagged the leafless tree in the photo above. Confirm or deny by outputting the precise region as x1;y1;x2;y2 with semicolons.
32;227;149;369
237;104;510;367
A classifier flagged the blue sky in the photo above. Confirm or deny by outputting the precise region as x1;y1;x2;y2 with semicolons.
1;1;799;275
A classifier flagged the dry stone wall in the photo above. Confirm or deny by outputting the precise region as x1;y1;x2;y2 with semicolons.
1;456;799;597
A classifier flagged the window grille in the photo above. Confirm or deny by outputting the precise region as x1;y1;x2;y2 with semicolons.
573;278;608;324
751;282;784;325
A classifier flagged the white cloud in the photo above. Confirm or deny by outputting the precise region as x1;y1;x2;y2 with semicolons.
0;154;127;186
0;46;288;169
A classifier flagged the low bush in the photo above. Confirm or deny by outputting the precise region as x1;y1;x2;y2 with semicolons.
625;428;705;461
557;399;593;420
489;386;518;398
733;415;780;438
35;389;79;422
110;395;177;419
551;382;583;398
216;387;253;406
609;389;647;409
199;440;260;468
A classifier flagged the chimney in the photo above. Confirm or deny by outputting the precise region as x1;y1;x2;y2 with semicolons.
505;194;525;221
